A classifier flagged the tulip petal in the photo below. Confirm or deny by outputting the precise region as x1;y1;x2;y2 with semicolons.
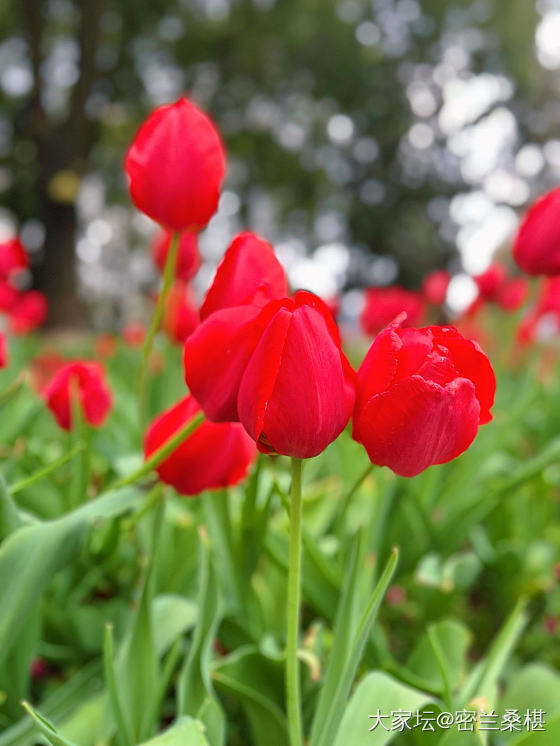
430;326;495;424
184;304;262;422
200;232;287;320
240;305;354;458
144;396;256;495
353;375;480;477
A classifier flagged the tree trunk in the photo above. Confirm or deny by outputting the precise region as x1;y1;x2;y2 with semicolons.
21;0;104;330
33;197;86;328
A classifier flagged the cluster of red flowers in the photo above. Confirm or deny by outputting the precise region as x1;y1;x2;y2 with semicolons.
125;96;495;482
42;94;539;488
0;238;48;334
0;237;49;370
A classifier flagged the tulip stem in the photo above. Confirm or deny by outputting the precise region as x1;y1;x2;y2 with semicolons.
113;410;204;489
138;231;179;423
10;443;85;495
286;457;304;746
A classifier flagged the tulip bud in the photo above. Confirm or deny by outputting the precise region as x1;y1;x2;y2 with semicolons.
237;291;356;458
163;281;200;344
43;361;112;431
514;187;560;276
8;291;48;335
0;237;29;282
200;231;288;320
473;263;507;302
422;270;450;306
361;286;424;337
151;229;201;282
144;395;256;495
125;97;226;233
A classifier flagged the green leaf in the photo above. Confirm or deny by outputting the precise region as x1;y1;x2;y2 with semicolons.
213;646;288;746
104;624;134;746
21;702;78;746
500;663;560;741
138;716;210;746
332;671;433;746
0;487;139;666
309;534;363;745
311;548;399;746
0;475;24;541
177;538;225;746
510;713;560;746
460;599;528;705
117;497;164;741
407;620;472;696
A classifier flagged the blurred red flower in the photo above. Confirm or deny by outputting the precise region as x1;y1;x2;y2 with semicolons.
122;322;146;347
0;237;29;282
0;333;7;369
125;97;225;233
473;263;507;302
94;333;118;359
422;270;450;306
29;351;66;393
163;281;199;344
151;229;201;282
200;231;288;320
496;276;529;311
144;395;256;496
513;187;560;276
0;282;18;312
43;361;112;430
352;315;495;477
360;286;424;336
517;277;560;344
8;291;48;334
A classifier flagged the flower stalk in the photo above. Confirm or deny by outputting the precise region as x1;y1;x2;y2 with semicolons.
286;457;304;746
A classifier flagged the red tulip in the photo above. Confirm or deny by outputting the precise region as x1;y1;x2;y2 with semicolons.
352;315;495;477
185;304;264;422
473;263;507;301
8;291;48;334
422;270;450;306
517;277;560;344
0;282;18;312
513;187;560;276
0;237;29;281
200;232;288;320
122;322;146;347
163;282;199;344
497;277;529;311
360;286;424;336
43;361;112;431
186;291;355;458
0;333;7;369
144;395;256;496
151;229;201;282
237;291;356;458
125;97;226;233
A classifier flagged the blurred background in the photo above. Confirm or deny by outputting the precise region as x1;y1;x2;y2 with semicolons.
0;0;559;329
